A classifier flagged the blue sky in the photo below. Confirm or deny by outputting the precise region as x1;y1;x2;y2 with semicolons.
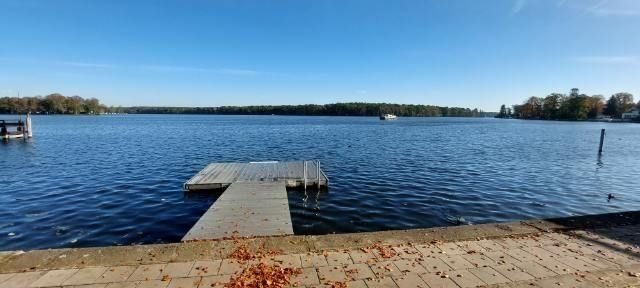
0;0;638;111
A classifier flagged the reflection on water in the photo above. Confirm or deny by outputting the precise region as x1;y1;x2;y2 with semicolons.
596;154;605;170
1;115;640;250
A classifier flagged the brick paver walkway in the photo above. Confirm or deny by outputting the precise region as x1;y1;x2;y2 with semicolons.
1;222;639;287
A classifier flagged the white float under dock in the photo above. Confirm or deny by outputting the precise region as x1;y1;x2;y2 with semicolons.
182;160;328;240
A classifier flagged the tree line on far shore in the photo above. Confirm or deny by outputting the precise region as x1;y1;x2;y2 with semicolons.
1;93;496;117
0;94;107;114
117;103;494;117
496;88;638;121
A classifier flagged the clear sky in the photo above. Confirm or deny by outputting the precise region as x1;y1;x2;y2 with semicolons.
1;0;638;111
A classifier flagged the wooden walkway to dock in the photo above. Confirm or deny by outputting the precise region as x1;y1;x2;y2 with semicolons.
182;161;328;241
182;182;293;241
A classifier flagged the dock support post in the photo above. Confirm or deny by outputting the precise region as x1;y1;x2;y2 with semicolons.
303;161;307;188
26;112;32;138
317;160;321;189
598;129;605;154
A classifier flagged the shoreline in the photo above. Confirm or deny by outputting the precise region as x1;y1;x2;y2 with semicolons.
1;210;639;287
1;210;638;267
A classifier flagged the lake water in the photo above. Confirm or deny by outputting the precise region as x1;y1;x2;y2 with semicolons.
1;115;639;251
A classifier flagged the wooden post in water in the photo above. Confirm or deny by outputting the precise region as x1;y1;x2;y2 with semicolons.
598;129;605;154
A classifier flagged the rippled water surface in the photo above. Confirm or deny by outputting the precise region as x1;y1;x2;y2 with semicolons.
1;115;639;250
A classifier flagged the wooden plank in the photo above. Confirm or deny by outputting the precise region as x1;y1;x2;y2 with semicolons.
182;182;293;240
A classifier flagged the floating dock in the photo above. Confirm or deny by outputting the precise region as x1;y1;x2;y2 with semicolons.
182;160;328;241
183;160;328;191
0;113;32;140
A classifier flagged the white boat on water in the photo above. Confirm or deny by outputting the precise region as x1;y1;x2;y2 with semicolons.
379;114;398;120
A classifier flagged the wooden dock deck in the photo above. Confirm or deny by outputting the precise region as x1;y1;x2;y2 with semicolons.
182;160;328;240
183;160;328;191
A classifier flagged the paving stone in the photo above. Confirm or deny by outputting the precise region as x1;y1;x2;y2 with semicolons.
291;267;320;286
532;273;598;288
69;284;108;288
511;237;543;248
417;258;452;273
492;264;534;282
468;266;510;285
369;261;402;278
30;269;78;287
595;250;639;266
127;264;165;281
188;260;221;277
167;276;201;288
578;254;621;269
419;272;459;288
555;256;598;272
414;245;444;257
218;259;244;275
482;251;520;265
393;259;427;275
562;242;599;256
371;247;402;261
588;268;640;287
541;244;572;257
135;279;169;288
493;238;522;250
392;272;428;288
436;243;466;255
348;250;376;264
364;277;398;288
0;273;16;283
270;254;302;268
476;239;506;252
343;263;375;280
449;270;486;288
533;257;574;274
346;279;367;288
504;249;538;262
2;271;46;288
302;254;328;267
457;241;486;254
325;252;353;266
163;262;195;278
316;266;348;283
512;261;556;278
104;282;138;288
462;253;496;268
96;266;137;283
439;255;474;270
520;246;558;260
200;274;231;288
392;247;422;260
63;267;108;285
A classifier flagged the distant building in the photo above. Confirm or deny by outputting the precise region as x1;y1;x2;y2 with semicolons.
622;108;640;120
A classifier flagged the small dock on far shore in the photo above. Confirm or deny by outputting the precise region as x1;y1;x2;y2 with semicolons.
182;160;328;241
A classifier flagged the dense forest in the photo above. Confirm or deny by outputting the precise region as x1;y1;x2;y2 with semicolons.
496;89;638;121
0;94;107;114
1;93;495;117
